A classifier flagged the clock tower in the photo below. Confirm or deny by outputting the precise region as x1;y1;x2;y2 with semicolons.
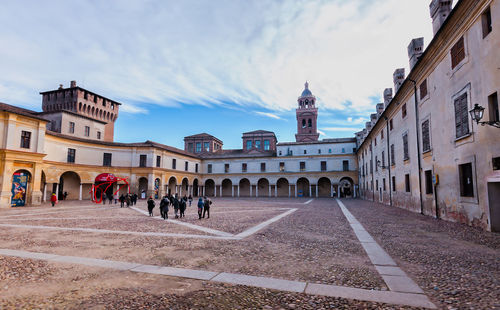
295;82;319;142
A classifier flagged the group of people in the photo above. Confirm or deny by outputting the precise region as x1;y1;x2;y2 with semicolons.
117;193;138;207
146;194;212;220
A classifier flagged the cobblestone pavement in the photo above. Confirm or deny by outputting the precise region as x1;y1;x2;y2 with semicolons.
0;198;497;308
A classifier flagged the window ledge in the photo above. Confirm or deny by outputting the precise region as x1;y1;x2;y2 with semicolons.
454;133;472;142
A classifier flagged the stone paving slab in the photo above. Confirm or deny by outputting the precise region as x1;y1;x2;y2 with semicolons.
211;272;306;293
49;256;141;270
360;242;397;266
375;266;407;277
381;275;424;294
131;265;218;280
234;208;297;238
306;283;436;309
0;248;58;260
352;228;376;242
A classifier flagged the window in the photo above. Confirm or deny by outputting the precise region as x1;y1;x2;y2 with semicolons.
381;130;384;139
405;174;410;192
139;155;147;167
383;178;386;191
343;160;349;171
188;143;193;152
482;7;492;38
84;91;88;99
156;155;161;168
242;163;247;172
207;164;212;173
204;142;209;152
328;148;332;153
302;119;306;128
172;159;176;169
403;133;409;160
260;163;266;172
318;149;321;154
303;149;307;154
454;93;469;138
196;142;201;153
308;119;312;127
93;95;97;103
488;92;499;123
374;138;377;146
84;126;90;137
69;122;75;134
67;148;75;163
264;140;270;150
20;131;31;149
224;163;229;173
390;144;395;165
389;119;393;130
300;161;306;171
246;140;252;150
382;151;385;167
392;176;396;191
255;140;261;149
185;161;188;171
103;153;112;167
402;103;407;118
451;36;465;69
102;99;106;107
279;162;285;172
376;180;379;190
459;163;474;197
97;131;101;140
422;119;431;152
375;156;378;172
195;163;199;173
425;170;433;194
420;79;428;99
492;157;500;170
321;161;327;171
342;148;345;153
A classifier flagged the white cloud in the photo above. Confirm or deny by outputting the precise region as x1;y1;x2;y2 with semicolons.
317;129;327;136
321;127;360;132
0;0;434;116
255;111;283;120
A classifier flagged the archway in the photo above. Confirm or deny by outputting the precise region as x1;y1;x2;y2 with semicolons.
239;178;250;197
138;177;148;199
257;178;270;197
276;178;289;197
318;177;332;197
181;178;189;196
193;179;199;196
221;179;232;197
296;177;310;197
339;177;354;198
59;171;81;200
204;179;215;197
168;176;177;196
11;170;31;207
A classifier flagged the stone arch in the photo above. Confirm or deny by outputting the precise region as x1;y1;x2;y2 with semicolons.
192;179;199;196
339;177;354;198
239;178;250;197
297;177;310;197
204;179;215;197
59;171;81;200
99;109;103;119
107;111;110;120
91;106;95;116
86;105;90;115
257;178;269;197
318;177;331;197
168;176;177;195
276;178;289;197
11;169;32;207
181;178;189;196
138;177;148;198
221;178;232;197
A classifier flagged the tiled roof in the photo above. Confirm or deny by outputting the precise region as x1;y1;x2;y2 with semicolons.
0;102;49;122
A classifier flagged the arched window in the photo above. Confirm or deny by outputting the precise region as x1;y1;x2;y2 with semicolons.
302;119;306;128
308;119;312;127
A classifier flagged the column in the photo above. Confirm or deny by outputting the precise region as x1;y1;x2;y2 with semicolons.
219;184;222;197
315;184;318;197
79;184;82;200
250;185;253;197
55;183;59;198
294;184;297;197
202;186;205;196
274;185;277;197
214;186;217;197
288;184;291;197
338;188;341;198
237;185;240;197
232;185;234;197
309;184;312;197
256;185;258;197
268;185;271;197
331;184;334;197
43;183;47;202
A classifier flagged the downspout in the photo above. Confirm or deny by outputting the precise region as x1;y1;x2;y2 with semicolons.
408;79;424;215
371;141;375;201
385;117;392;207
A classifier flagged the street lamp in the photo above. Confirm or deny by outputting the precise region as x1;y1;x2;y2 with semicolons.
469;104;500;128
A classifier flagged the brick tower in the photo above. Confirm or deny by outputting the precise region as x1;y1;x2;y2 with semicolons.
295;82;319;142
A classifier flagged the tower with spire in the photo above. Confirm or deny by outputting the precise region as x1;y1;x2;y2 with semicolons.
295;81;319;142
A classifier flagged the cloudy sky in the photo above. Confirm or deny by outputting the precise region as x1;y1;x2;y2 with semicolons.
0;0;436;149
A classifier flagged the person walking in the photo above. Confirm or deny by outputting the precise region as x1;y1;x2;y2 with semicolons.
50;192;57;207
160;195;169;220
132;193;138;205
108;193;113;205
102;193;107;204
188;195;193;207
119;194;125;208
147;196;155;216
173;195;179;219
197;197;204;219
203;196;211;219
179;197;186;218
114;193;118;204
125;194;131;207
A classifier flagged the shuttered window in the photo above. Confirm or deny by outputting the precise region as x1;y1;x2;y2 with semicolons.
451;36;465;69
454;93;469;138
390;144;395;165
420;79;428;99
403;133;409;160
422;119;431;152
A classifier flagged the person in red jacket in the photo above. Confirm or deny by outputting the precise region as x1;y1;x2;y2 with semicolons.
50;192;57;207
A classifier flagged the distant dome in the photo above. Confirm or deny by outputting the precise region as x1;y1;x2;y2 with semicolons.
300;81;313;97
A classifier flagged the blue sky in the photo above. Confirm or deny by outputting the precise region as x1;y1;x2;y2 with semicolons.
0;0;435;149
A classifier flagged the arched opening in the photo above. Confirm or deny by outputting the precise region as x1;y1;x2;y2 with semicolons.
339;177;354;198
302;119;306;128
107;112;110;120
193;179;199;196
91;106;95;116
308;119;312;127
11;170;32;207
168;176;177;196
138;177;148;199
297;177;310;197
221;179;232;197
239;178;250;197
86;105;90;115
181;178;189;196
59;171;81;200
276;178;289;197
257;178;269;197
99;109;103;119
154;178;161;199
204;179;215;197
318;177;332;197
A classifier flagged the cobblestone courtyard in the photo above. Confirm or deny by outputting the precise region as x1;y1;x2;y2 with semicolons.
0;198;498;309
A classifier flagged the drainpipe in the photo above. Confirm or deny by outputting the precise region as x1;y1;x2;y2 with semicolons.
408;79;424;215
370;141;375;201
385;117;392;207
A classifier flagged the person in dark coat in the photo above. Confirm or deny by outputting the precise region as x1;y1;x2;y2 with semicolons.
179;197;186;218
197;197;204;219
102;193;107;204
173;195;180;219
203;197;211;219
160;195;169;220
125;194;131;207
147;196;155;216
188;195;193;207
108;193;113;204
119;194;125;208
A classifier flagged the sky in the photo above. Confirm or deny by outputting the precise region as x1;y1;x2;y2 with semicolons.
0;0;436;149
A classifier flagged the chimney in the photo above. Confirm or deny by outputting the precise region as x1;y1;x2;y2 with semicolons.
430;0;452;35
58;84;64;90
70;80;77;88
408;38;424;70
384;88;393;107
393;68;405;93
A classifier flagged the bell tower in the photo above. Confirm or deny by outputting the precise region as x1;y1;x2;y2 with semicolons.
295;82;319;142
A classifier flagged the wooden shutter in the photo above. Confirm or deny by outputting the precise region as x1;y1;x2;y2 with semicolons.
403;134;409;160
454;93;469;138
422;119;430;152
451;37;465;69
